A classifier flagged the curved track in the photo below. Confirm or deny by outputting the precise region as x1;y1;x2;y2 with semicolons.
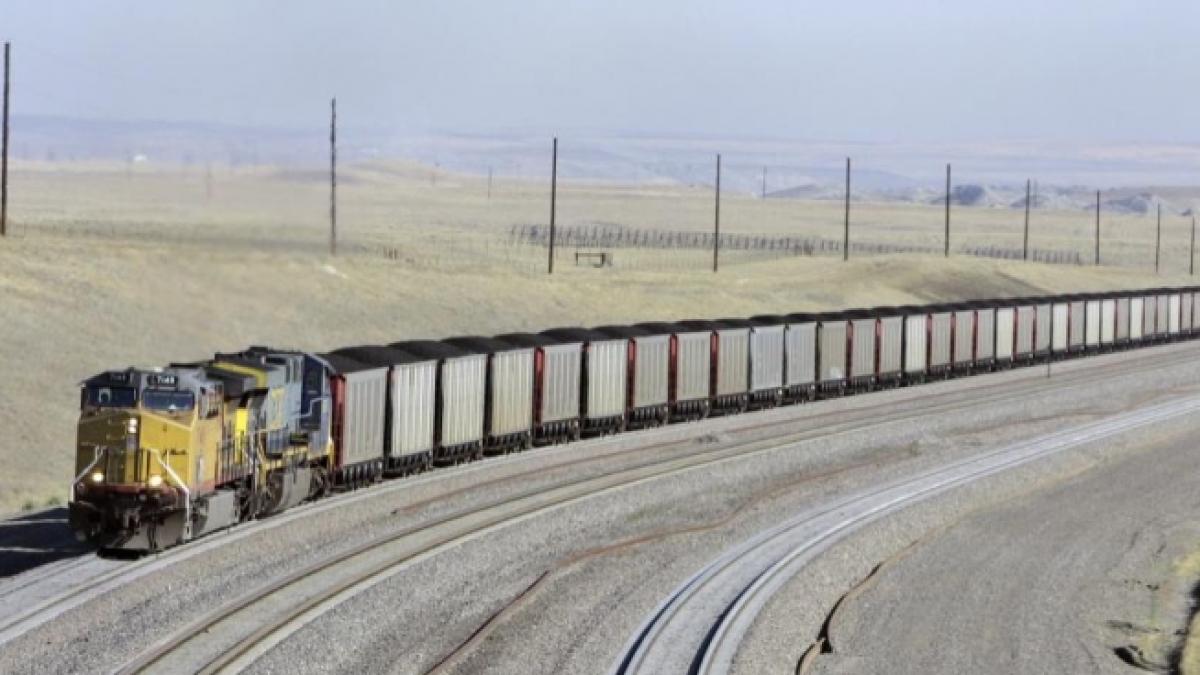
110;344;1200;673
2;342;1197;671
612;394;1200;675
796;420;1200;675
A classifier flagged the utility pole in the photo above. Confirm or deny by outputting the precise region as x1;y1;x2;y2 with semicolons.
1191;215;1196;276
761;166;767;200
487;166;492;200
944;163;951;257
548;137;557;275
329;97;336;256
1023;179;1031;260
843;157;851;261
1155;203;1162;274
1;42;10;238
1095;190;1101;265
713;153;721;273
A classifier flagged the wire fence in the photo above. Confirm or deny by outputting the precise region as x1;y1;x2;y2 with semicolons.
11;212;1177;276
508;223;1086;268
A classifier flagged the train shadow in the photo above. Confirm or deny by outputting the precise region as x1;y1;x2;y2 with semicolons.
0;508;91;578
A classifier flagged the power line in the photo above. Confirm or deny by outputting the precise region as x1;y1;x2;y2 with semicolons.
1022;178;1031;260
713;153;721;273
944;163;951;257
2;42;10;238
843;157;850;262
548;137;557;275
329;97;336;257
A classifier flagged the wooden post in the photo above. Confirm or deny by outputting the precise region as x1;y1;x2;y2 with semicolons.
713;153;721;273
761;166;767;200
548;137;557;275
1191;215;1196;276
843;157;851;261
1095;190;1101;265
1022;179;1031;260
1155;203;1162;274
1;42;9;238
944;163;951;257
487;166;492;200
329;97;336;256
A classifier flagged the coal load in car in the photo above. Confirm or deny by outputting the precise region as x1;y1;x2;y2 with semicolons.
594;325;670;429
320;351;388;486
390;340;487;464
676;319;750;414
494;332;582;444
334;345;438;475
444;336;535;454
541;327;629;435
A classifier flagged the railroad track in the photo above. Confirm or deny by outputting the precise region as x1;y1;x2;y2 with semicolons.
2;339;1165;652
611;394;1200;675
0;555;95;603
108;343;1200;674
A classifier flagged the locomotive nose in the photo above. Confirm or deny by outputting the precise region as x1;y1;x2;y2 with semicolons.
122;415;139;450
94;414;140;486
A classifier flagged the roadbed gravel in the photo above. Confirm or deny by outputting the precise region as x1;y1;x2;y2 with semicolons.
248;349;1200;674
797;418;1200;675
2;343;1199;674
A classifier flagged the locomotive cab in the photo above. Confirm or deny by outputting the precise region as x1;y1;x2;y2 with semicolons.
69;367;228;551
68;348;335;553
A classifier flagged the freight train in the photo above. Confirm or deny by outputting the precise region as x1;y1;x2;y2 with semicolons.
69;286;1198;551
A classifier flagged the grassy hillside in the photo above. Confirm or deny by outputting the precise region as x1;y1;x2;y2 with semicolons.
0;161;1193;513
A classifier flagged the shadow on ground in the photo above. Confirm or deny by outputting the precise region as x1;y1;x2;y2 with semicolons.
0;508;91;577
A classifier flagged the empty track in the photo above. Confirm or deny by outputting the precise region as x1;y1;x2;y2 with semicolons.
612;394;1200;675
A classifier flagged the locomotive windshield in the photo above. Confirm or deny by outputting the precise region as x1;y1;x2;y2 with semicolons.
84;385;137;408
142;389;196;412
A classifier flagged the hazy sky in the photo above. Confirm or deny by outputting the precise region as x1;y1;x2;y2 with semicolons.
4;1;1200;142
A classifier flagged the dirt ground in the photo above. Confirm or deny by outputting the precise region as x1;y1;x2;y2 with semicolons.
0;161;1193;513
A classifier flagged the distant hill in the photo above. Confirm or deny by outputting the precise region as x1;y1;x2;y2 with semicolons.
1010;187;1090;211
928;184;1008;208
8;115;1200;203
1098;193;1176;216
10;114;328;166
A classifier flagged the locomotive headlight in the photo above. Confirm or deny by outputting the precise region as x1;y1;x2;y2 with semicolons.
146;474;163;489
126;418;138;434
90;471;105;484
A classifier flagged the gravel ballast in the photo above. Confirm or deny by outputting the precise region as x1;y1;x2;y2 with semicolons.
2;343;1200;674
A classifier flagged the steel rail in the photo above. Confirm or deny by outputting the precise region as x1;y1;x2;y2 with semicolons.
117;346;1200;674
613;395;1200;675
2;341;1194;657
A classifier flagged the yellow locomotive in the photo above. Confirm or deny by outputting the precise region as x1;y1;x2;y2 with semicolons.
69;348;335;551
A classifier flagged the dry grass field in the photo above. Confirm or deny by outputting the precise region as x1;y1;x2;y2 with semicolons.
0;160;1195;513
